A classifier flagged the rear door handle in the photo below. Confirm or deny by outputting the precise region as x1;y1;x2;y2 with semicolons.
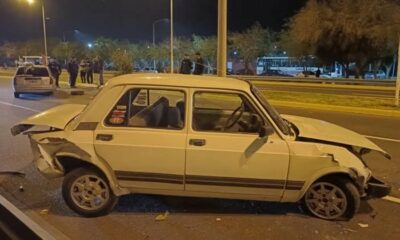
96;134;113;141
189;139;206;146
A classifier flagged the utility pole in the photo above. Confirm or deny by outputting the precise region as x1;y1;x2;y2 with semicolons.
170;0;174;73
396;35;400;106
41;0;48;65
217;0;227;77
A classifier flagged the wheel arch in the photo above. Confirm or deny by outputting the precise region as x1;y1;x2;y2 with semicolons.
56;155;128;196
295;170;361;202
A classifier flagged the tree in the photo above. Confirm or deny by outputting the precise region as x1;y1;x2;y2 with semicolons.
284;0;400;78
111;48;133;75
192;35;217;73
92;37;118;61
0;42;18;59
52;41;87;64
230;23;272;74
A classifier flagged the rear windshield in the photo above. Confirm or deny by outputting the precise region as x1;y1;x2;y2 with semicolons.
16;67;49;77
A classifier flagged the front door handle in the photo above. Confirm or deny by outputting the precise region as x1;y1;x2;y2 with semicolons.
189;139;206;146
96;134;113;141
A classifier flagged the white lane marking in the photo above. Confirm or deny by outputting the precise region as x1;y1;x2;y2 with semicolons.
365;135;400;144
382;196;400;204
0;100;40;113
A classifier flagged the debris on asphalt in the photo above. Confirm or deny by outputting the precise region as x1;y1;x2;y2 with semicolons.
40;209;49;215
19;185;24;192
314;230;319;234
358;223;369;228
155;211;169;221
216;218;222;222
343;228;357;233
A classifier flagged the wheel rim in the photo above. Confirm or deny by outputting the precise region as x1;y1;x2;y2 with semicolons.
70;174;110;211
305;182;347;220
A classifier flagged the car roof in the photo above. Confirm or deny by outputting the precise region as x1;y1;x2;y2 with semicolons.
106;74;251;91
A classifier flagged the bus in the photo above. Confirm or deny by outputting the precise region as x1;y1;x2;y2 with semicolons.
256;56;319;76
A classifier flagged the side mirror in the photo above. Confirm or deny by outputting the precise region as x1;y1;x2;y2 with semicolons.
259;125;274;138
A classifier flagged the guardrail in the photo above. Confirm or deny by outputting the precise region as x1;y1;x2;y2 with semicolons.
233;75;397;87
0;194;55;240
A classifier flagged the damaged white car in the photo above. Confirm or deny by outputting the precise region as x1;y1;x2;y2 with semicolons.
11;74;390;220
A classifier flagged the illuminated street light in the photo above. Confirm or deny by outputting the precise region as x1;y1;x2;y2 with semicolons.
153;18;169;69
87;43;93;48
24;0;48;65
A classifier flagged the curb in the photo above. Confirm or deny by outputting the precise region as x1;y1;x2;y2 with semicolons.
271;100;400;118
0;194;67;240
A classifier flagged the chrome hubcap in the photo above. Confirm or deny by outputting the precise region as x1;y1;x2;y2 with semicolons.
305;182;347;219
70;175;110;211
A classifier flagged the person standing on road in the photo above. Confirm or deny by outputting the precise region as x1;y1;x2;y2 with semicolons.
79;59;87;83
316;68;321;78
179;54;192;74
48;59;62;87
67;58;79;88
86;58;94;84
193;52;205;75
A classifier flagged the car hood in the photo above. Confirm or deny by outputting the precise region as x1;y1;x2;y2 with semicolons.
282;114;390;159
11;104;86;136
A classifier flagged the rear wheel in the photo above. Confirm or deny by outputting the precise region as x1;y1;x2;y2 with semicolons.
303;178;360;220
14;92;19;98
62;168;118;217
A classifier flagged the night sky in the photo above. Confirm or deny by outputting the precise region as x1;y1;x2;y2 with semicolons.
0;0;307;42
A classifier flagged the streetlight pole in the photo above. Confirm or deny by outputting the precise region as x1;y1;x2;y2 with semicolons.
26;0;48;65
153;18;168;70
41;0;48;65
217;0;227;77
396;35;400;106
170;0;174;73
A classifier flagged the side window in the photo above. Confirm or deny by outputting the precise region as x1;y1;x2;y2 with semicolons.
106;88;185;130
193;91;265;134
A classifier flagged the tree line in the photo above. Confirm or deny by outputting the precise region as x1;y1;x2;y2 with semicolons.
0;0;399;77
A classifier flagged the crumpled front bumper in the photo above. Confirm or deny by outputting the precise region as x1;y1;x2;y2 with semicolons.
366;176;391;198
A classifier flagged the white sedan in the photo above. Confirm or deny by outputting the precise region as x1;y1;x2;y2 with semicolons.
12;64;55;98
11;74;390;220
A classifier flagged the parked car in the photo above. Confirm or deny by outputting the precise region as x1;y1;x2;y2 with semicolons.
11;74;390;220
259;69;293;77
12;64;55;98
364;70;386;80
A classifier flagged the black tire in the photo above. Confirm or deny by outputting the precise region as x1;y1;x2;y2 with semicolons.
302;178;360;220
14;92;19;98
62;167;118;217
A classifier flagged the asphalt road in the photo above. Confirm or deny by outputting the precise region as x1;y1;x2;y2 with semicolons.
255;84;396;99
0;76;399;240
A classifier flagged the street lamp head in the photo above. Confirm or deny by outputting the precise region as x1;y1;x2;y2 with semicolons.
26;0;35;5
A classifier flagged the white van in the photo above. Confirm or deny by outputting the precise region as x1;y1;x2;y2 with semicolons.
13;64;55;98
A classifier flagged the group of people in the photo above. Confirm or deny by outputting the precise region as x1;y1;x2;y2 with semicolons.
180;52;205;75
79;58;94;84
67;57;103;88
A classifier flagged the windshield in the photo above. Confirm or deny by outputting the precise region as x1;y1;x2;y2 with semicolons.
251;84;291;135
16;66;49;77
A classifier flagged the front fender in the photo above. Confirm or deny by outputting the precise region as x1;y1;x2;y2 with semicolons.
282;166;358;202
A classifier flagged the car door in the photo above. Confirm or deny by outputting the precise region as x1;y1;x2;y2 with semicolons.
94;87;188;191
185;89;291;201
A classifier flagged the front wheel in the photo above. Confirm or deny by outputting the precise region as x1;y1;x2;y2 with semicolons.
62;168;118;217
303;178;360;220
